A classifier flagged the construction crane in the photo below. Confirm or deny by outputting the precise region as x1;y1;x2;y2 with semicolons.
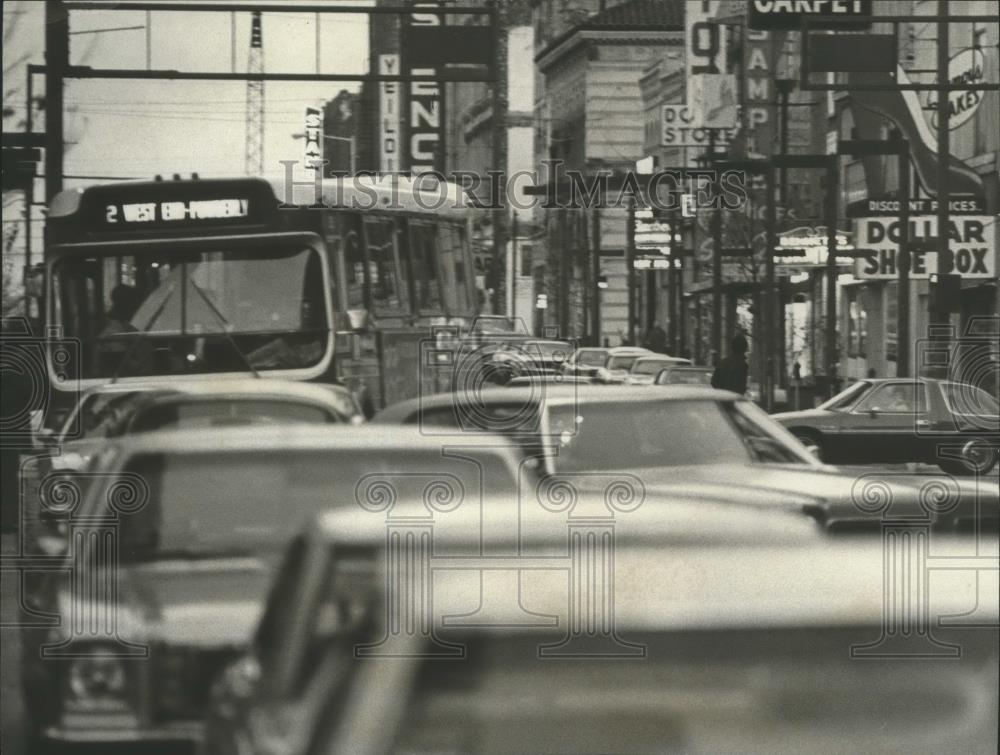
245;10;264;176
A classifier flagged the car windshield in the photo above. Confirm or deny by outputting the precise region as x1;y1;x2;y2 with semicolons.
545;399;810;472
818;381;871;410
107;449;492;560
575;350;607;367
941;382;999;415
51;244;329;379
607;355;642;371
127;399;336;433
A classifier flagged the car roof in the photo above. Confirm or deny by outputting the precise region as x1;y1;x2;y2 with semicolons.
606;347;652;355
635;355;690;363
79;378;353;402
374;385;738;422
97;423;521;458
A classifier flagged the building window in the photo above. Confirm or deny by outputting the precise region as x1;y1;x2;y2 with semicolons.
847;291;867;359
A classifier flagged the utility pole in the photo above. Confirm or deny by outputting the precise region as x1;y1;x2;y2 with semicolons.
933;1;951;377
245;11;264;176
591;208;601;346
626;196;637;345
490;0;508;317
896;134;911;377
45;0;69;202
763;164;776;411
709;131;722;364
824;161;839;395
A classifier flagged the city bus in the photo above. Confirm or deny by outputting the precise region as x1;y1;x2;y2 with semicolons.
39;174;480;419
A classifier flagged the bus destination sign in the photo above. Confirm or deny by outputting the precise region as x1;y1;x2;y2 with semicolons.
105;198;250;225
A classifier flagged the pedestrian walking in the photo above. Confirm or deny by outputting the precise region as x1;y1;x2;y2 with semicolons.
711;334;750;395
644;322;667;354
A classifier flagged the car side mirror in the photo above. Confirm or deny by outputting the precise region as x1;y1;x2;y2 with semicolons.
868;407;880;418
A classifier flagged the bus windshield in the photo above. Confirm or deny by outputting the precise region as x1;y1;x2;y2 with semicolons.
52;244;329;380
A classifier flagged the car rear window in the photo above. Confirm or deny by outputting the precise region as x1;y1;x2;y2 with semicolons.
129;399;335;433
941;383;999;416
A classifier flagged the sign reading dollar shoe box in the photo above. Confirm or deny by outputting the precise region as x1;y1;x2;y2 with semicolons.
853;215;997;279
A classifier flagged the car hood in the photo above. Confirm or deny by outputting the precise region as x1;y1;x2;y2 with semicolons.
552;463;969;525
769;408;834;423
57;556;275;648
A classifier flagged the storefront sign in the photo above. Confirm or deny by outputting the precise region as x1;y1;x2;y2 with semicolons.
378;54;400;172
661;105;737;147
686;1;738;129
847;195;985;217
748;0;872;30
928;48;986;130
774;226;853;268
854;215;996;279
303;107;323;169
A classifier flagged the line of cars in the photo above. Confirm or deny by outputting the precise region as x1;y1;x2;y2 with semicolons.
15;367;1000;752
473;337;713;388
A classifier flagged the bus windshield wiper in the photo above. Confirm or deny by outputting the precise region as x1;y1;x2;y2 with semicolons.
185;275;261;378
110;281;177;384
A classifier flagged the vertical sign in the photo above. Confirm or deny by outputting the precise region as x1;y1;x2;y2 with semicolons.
686;1;737;129
743;28;785;157
379;54;400;172
304;107;323;170
404;4;446;175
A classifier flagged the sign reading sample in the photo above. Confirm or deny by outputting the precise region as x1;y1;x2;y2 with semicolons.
685;1;738;129
661;105;737;147
854;215;996;279
748;0;872;30
379;54;400;172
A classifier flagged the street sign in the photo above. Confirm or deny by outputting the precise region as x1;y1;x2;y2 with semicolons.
748;0;872;31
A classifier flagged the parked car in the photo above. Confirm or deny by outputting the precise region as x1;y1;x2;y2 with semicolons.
206;505;997;755
655;365;714;386
561;347;610;378
592;346;654;384
623;355;693;385
20;424;522;751
771;377;1000;475
481;339;574;384
376;386;998;532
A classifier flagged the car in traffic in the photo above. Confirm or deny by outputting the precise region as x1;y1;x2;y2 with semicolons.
592;346;653;384
375;386;999;532
560;347;609;378
655;365;714;386
205;504;998;755
480;339;574;384
623;355;693;385
20;424;522;751
772;377;1000;475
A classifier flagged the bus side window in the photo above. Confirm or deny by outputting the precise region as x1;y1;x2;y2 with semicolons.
409;221;442;313
362;216;410;315
339;214;366;310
